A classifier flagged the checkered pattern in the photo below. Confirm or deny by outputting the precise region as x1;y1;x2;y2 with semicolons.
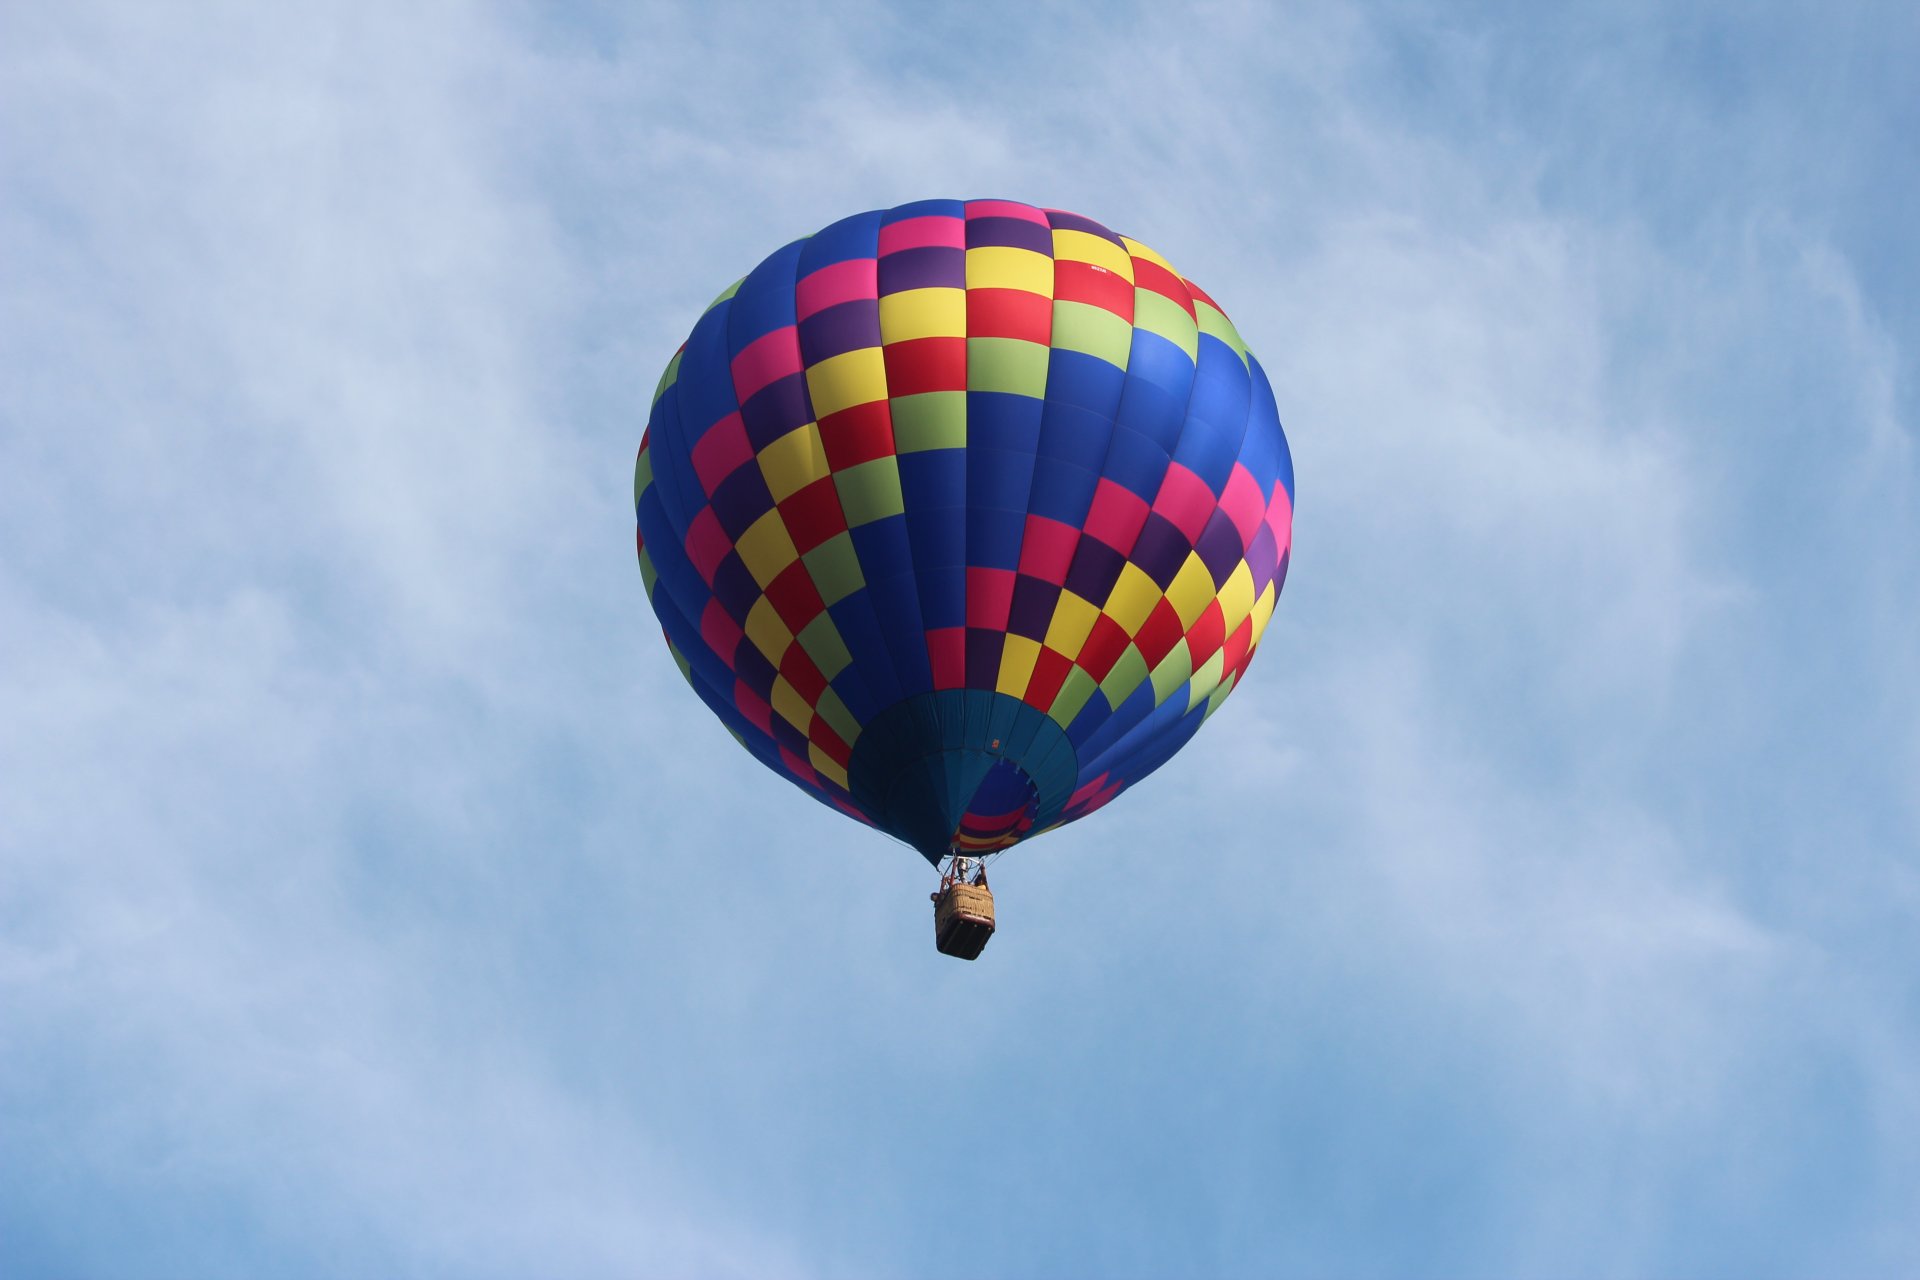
635;200;1294;848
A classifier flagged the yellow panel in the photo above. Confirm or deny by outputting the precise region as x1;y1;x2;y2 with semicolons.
1119;236;1177;274
805;346;888;419
769;674;812;732
878;287;966;342
757;422;830;503
1216;561;1256;632
1042;590;1101;658
1166;553;1217;629
735;509;800;586
1051;229;1134;279
1248;581;1278;646
1103;562;1163;635
808;742;850;789
996;633;1043;698
965;246;1053;296
744;595;793;662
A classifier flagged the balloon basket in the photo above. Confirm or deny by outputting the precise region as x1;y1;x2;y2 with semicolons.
932;861;995;960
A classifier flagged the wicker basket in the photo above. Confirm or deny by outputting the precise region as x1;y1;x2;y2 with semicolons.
934;882;996;960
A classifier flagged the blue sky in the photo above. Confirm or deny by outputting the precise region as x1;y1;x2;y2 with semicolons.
3;1;1916;1276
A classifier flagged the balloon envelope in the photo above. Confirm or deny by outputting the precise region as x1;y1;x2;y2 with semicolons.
636;200;1292;864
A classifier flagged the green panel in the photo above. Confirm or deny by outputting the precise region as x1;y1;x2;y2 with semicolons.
1098;645;1151;708
1048;666;1099;729
633;447;654;505
1133;290;1200;362
834;458;905;525
651;349;683;405
891;391;967;452
801;531;865;605
814;688;860;747
1050;299;1133;369
795;613;853;679
1149;638;1194;706
966;336;1050;398
637;546;657;598
1196;304;1249;367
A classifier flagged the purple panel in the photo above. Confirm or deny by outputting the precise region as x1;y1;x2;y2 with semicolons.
1195;510;1245;587
1130;513;1192;589
1007;575;1063;641
878;246;965;294
965;216;1054;255
1044;209;1126;246
798;300;882;362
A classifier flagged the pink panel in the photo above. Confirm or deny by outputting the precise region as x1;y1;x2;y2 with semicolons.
878;215;965;255
729;325;803;402
1150;462;1216;544
796;258;877;319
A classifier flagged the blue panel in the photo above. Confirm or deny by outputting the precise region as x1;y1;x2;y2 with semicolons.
725;239;806;350
906;506;966;568
1101;425;1172;500
1114;331;1194;451
966;446;1035;510
1173;337;1254;492
883;198;965;224
1043;348;1126;417
864;570;933;693
1024;459;1101;527
967;390;1044;453
915;565;966;631
642;383;698;541
850;514;915;579
1035;399;1116;471
967;507;1026;570
898;449;966;510
801;210;883;271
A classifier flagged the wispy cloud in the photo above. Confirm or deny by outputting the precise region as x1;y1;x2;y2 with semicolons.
4;0;1915;1276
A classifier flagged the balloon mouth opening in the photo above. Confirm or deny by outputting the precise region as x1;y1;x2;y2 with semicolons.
948;758;1040;854
844;690;1079;865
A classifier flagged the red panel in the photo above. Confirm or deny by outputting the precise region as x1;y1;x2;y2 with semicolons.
1219;616;1253;680
927;626;966;690
1024;646;1073;710
764;560;827;633
807;717;852;767
1186;599;1226;665
966;288;1053;344
1077;612;1132;681
966;566;1016;630
778;644;829;705
1130;258;1197;319
1134;598;1185;667
882;336;966;396
817;400;895;471
778;476;849;553
1051;260;1134;320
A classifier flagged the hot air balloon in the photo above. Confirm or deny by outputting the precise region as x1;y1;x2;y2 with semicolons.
634;200;1293;957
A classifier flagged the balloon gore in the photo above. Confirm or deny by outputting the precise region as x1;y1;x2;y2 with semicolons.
635;200;1292;864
